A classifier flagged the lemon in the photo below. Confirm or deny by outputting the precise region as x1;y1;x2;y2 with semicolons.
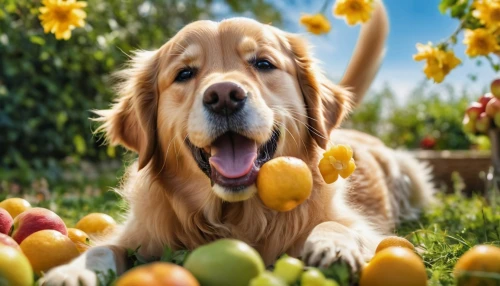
0;244;33;286
184;239;265;286
75;213;116;238
0;198;31;218
257;157;313;212
20;229;80;275
359;247;427;286
115;262;199;286
375;236;415;253
454;245;500;286
67;228;91;253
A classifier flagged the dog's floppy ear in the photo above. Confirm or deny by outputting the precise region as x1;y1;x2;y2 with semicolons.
285;34;352;149
94;50;161;170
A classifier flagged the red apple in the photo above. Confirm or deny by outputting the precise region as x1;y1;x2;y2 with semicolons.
10;207;67;244
463;115;476;134
486;97;500;118
0;233;20;251
478;93;494;108
475;112;491;134
465;102;485;121
0;208;13;235
420;136;436;149
491;78;500;98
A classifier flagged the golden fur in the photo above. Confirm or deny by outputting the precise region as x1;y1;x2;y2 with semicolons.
41;2;435;285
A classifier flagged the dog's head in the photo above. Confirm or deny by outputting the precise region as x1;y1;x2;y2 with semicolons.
96;18;351;202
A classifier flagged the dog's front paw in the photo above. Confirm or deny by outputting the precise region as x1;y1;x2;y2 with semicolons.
302;232;365;274
39;264;97;286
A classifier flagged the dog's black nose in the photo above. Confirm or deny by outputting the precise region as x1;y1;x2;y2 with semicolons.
203;82;247;115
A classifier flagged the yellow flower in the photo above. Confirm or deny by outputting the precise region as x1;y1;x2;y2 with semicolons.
299;13;331;35
472;0;500;29
463;28;500;57
413;43;461;83
39;0;87;40
333;0;374;26
318;144;356;184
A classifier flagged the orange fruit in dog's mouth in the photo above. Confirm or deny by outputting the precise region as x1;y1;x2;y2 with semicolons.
256;157;313;212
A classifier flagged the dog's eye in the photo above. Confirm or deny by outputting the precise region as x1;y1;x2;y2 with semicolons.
253;59;276;71
174;68;196;82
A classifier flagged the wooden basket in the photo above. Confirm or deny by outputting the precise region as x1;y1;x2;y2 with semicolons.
412;150;492;193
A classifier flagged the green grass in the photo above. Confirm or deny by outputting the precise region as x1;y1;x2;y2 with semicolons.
1;165;499;286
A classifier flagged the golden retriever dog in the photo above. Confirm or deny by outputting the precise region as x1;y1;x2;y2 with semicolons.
42;2;434;285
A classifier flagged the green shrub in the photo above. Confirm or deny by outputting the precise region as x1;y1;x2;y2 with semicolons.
0;0;280;183
344;81;487;150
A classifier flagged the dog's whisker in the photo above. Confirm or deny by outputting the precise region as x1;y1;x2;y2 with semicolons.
272;115;309;158
275;108;334;147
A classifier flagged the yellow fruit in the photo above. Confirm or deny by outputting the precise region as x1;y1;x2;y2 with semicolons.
184;239;265;286
0;244;34;286
359;247;427;286
0;198;31;218
257;157;313;212
375;236;415;253
319;144;356;184
67;228;91;253
75;213;116;237
115;262;199;286
454;245;500;286
20;229;80;275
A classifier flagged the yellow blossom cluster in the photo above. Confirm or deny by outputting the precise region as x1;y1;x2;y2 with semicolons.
39;0;87;40
300;0;374;35
415;0;500;83
413;43;462;83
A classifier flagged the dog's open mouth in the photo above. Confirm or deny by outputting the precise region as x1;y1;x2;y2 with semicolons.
187;130;279;192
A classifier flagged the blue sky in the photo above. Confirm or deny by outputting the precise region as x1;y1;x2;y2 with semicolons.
215;0;499;102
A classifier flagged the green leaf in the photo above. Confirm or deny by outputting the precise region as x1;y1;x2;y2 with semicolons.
29;35;45;46
450;2;468;18
73;134;86;155
439;0;459;14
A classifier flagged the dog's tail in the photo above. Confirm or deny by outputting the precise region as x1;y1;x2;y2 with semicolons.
339;0;389;107
389;151;437;223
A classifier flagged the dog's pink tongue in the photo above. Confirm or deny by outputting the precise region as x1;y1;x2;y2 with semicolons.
209;133;257;179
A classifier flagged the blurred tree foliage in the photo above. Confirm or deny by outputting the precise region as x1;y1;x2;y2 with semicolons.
344;81;482;151
0;0;281;183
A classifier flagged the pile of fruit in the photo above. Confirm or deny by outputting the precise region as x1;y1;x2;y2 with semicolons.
0;198;116;286
1;152;499;285
462;79;500;135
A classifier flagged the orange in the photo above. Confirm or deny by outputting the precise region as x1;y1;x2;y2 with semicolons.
67;228;91;253
75;213;116;238
359;247;427;286
0;198;31;218
115;262;199;286
375;236;415;253
20;229;80;275
454;245;500;286
0;244;34;286
256;157;313;212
